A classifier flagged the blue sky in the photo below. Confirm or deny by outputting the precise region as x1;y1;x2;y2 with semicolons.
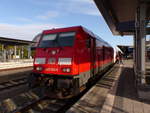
0;0;133;47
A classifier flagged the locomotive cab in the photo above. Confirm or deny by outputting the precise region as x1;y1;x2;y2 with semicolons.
33;31;77;75
30;29;81;97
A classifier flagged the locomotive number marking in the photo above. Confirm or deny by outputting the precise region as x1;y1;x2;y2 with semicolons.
46;68;58;71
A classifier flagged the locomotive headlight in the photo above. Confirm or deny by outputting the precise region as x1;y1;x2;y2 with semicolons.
58;58;72;65
35;58;46;64
62;68;67;72
36;66;43;71
48;58;56;64
66;68;71;72
62;68;71;73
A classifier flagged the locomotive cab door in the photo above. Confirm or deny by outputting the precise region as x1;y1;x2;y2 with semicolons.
89;38;96;76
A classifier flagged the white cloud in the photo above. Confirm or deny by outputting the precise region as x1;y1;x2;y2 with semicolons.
69;0;94;4
73;4;100;16
0;23;63;41
28;0;52;6
29;0;100;16
37;11;59;20
57;0;100;16
16;17;32;22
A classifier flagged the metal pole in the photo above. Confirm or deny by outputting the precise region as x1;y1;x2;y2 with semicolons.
1;44;4;62
21;46;23;59
133;34;136;73
14;46;17;59
136;2;146;84
28;46;31;59
140;3;146;84
135;6;140;83
18;48;20;59
3;45;6;62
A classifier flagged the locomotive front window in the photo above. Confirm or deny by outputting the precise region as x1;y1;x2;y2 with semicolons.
39;32;75;48
39;34;57;48
42;34;57;41
58;32;75;47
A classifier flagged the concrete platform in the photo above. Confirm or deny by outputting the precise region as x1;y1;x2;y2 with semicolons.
67;60;150;113
0;59;33;70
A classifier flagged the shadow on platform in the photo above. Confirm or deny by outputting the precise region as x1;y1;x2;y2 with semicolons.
112;65;150;113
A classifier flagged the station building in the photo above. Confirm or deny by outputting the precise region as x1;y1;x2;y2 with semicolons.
0;37;34;62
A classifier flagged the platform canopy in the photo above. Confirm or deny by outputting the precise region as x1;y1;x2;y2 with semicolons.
0;37;34;45
94;0;150;36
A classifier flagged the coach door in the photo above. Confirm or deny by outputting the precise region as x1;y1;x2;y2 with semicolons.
90;38;96;76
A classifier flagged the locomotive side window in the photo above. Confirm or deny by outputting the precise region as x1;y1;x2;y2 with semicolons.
86;39;91;48
39;32;75;48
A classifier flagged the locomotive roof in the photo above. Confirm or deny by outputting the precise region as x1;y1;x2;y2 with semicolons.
43;26;112;47
81;26;112;47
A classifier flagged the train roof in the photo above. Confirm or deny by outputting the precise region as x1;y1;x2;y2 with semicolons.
43;26;81;34
81;26;112;47
43;26;112;47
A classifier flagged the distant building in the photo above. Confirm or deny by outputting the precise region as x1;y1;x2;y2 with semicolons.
118;41;150;60
117;45;133;59
0;37;34;62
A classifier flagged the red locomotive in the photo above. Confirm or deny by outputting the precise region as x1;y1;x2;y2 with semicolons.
29;26;114;97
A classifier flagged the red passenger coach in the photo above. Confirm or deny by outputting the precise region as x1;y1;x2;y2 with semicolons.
29;26;114;97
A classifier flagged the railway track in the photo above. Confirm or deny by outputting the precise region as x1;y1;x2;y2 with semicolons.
0;83;97;113
0;84;85;113
10;97;69;113
1;94;75;113
0;77;27;91
0;65;115;113
0;66;32;72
